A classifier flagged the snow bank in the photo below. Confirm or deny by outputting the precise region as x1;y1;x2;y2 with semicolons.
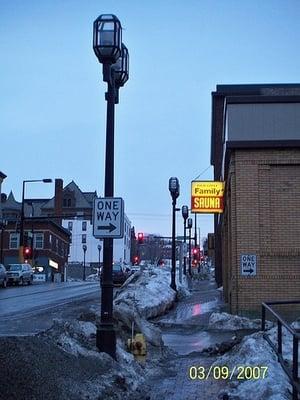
114;267;179;346
114;268;176;319
208;312;274;330
86;273;99;281
214;332;291;400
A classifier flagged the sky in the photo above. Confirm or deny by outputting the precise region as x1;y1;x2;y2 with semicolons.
1;0;300;242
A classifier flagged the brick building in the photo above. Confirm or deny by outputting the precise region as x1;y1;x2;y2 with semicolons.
211;84;300;315
1;189;70;280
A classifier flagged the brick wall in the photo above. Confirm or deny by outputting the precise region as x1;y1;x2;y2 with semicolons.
223;148;300;314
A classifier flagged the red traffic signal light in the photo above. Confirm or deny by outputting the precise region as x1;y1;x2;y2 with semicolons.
193;247;199;262
23;246;32;260
133;256;139;265
137;232;144;244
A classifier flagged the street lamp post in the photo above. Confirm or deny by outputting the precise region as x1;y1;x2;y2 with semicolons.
0;219;7;264
169;177;180;291
97;243;102;276
93;14;129;358
187;217;193;276
182;206;189;275
19;179;52;263
0;172;7;265
82;244;87;281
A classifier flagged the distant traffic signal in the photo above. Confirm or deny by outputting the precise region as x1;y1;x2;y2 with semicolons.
133;256;139;265
137;232;144;244
193;247;199;263
23;246;32;260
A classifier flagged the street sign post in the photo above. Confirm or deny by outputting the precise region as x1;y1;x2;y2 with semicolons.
93;197;124;239
240;254;257;276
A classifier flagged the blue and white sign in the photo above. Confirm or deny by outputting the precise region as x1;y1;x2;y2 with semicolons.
93;197;124;239
240;254;257;276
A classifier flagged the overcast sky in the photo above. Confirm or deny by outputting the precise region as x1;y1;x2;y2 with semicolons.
1;0;300;241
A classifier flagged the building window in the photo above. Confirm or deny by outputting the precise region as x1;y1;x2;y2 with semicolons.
49;234;52;244
9;233;19;249
82;221;87;231
34;233;44;249
82;234;86;244
63;198;72;207
68;221;73;231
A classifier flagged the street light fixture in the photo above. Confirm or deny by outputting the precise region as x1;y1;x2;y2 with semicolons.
93;14;129;358
169;177;180;291
187;217;193;276
82;244;87;281
182;205;189;275
19;179;52;262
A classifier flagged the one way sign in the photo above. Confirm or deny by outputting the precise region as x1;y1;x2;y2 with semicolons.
93;197;124;239
240;254;257;277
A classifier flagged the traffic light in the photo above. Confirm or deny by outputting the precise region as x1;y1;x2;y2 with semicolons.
23;246;32;260
193;247;199;263
137;232;144;244
133;256;139;265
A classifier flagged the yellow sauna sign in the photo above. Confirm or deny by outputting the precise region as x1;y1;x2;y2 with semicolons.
191;181;224;213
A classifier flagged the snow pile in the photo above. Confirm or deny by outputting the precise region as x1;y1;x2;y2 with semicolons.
114;268;178;346
215;332;291;400
86;273;99;282
208;312;274;330
115;268;176;319
50;319;148;399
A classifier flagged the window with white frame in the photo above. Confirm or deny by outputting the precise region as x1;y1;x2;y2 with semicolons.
34;233;44;249
82;221;87;231
9;233;19;249
68;221;73;231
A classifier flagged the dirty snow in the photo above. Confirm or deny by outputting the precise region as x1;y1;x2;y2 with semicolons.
113;267;189;346
214;332;291;400
208;312;274;330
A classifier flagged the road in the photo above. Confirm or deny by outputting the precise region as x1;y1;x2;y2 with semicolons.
0;281;100;336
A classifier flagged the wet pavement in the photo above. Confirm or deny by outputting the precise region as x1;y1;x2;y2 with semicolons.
0;282;100;336
148;276;231;400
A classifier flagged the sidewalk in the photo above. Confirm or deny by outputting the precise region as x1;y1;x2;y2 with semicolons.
148;276;230;400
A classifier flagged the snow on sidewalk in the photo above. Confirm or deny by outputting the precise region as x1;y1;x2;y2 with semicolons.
113;267;190;345
207;313;292;399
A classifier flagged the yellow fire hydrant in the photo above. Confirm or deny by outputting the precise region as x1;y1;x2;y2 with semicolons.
127;333;147;362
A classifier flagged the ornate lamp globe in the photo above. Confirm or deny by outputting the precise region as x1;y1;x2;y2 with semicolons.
113;43;129;88
93;14;122;63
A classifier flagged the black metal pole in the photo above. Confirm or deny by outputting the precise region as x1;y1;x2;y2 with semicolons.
97;63;116;358
0;224;4;264
189;226;192;276
19;181;25;262
83;250;86;281
194;213;197;248
183;219;187;275
170;197;177;291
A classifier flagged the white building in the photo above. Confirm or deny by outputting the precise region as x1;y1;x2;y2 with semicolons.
62;214;131;266
41;180;131;267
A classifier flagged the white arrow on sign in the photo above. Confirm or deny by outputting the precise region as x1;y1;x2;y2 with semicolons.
93;197;124;239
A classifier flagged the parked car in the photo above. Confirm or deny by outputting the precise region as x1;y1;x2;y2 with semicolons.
0;264;7;288
112;263;130;285
6;263;33;286
100;263;130;285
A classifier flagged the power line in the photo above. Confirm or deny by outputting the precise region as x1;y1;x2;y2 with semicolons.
193;165;212;181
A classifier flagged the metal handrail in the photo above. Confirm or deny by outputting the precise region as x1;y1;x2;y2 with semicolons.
262;301;300;400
